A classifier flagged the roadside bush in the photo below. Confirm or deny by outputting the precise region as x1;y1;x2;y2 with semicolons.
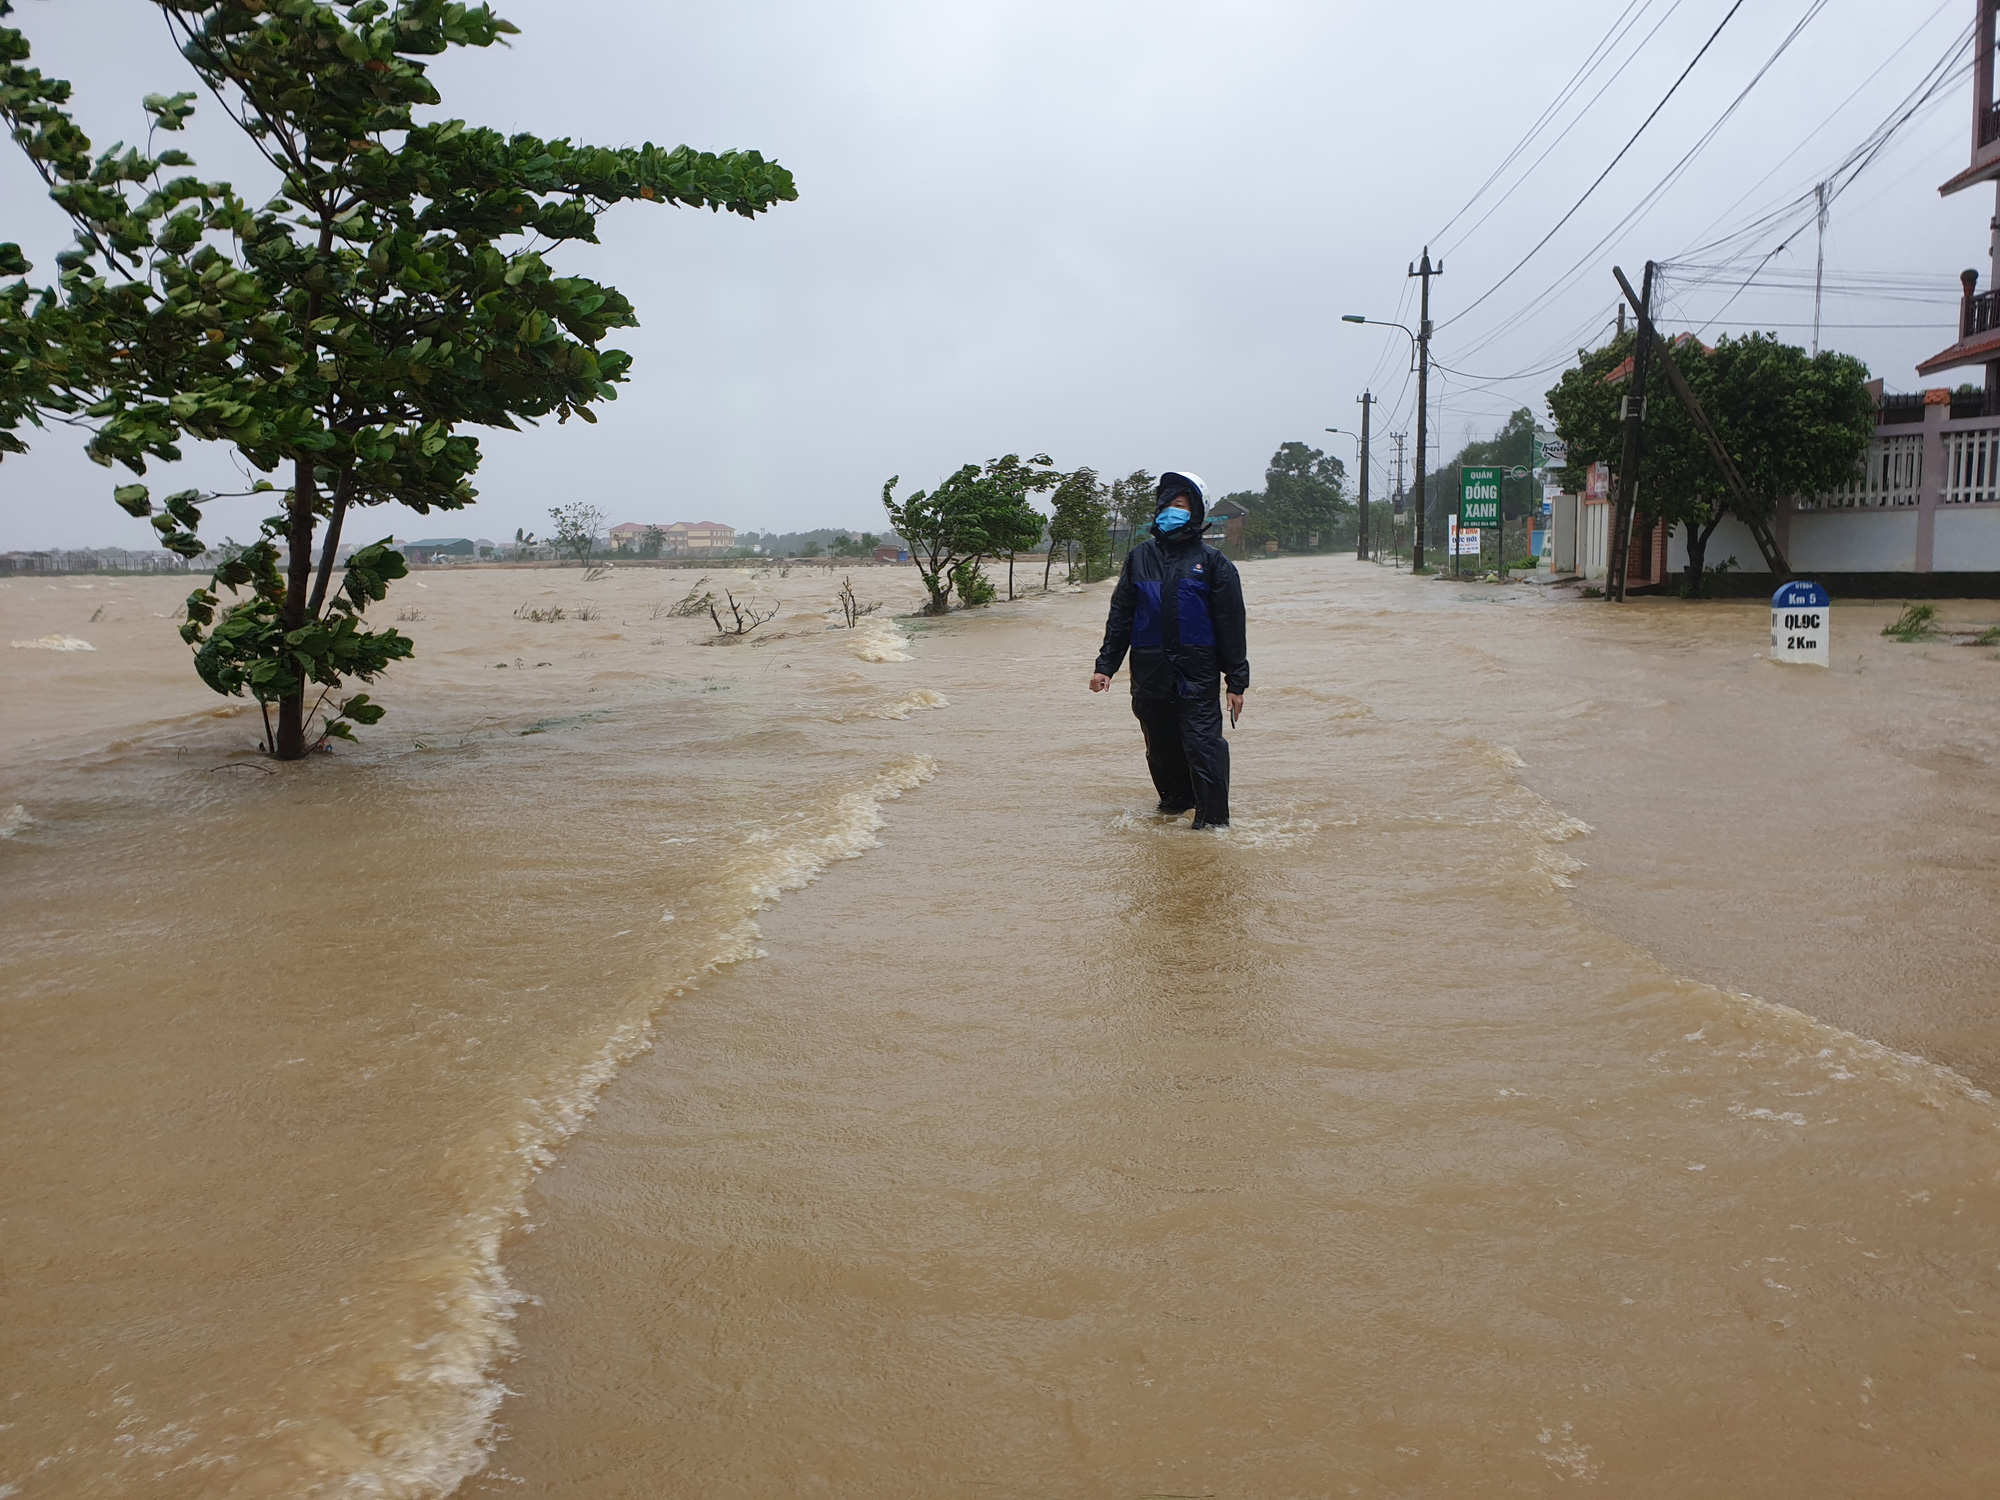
1881;604;1940;642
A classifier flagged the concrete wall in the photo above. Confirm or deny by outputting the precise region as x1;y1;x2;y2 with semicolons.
1579;501;1610;581
1666;514;1765;574
1551;494;1577;573
1791;510;1920;572
1932;506;2000;569
1667;512;1923;575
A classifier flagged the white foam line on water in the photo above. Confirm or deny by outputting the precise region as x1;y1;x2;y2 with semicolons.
1705;987;1999;1115
9;633;95;651
351;752;939;1500
851;617;912;662
1469;739;1998;1116
834;688;949;722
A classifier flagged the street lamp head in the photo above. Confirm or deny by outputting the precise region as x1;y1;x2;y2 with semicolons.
1341;314;1367;324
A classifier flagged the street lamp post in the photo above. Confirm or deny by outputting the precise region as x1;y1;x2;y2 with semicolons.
1323;425;1361;558
1320;420;1368;560
1342;312;1429;570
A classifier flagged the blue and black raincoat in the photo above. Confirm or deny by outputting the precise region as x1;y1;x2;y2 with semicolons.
1093;472;1249;824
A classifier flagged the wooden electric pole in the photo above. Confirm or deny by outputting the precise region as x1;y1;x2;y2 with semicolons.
1612;264;1792;579
1608;260;1653;602
1356;389;1376;561
1409;249;1442;572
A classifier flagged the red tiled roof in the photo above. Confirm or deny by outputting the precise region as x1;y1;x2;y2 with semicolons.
1603;332;1706;385
1916;327;2000;376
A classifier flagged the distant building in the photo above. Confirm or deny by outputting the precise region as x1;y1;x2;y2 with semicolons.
604;521;735;556
677;521;735;556
873;545;908;563
607;523;655;552
1207;497;1249;552
403;537;474;564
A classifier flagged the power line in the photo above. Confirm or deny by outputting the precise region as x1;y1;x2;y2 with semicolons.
1432;0;1677;250
1671;0;1957;264
1439;0;1750;336
1447;0;1834;363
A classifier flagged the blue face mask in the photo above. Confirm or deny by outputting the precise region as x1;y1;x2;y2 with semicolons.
1155;506;1191;533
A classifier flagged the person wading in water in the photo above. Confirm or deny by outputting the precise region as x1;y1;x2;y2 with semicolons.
1089;470;1248;829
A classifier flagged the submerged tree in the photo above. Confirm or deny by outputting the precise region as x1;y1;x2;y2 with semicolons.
549;501;605;564
882;464;982;614
0;0;795;757
1045;464;1108;586
880;452;1053;613
982;452;1057;601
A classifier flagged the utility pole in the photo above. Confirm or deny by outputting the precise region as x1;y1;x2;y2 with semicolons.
1608;260;1654;603
1389;432;1408;567
1355;390;1376;561
1409;248;1441;572
1811;180;1828;356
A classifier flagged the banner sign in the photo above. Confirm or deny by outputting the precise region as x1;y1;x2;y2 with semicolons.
1460;467;1502;529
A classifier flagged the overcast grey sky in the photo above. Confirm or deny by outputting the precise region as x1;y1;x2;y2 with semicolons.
0;0;1981;548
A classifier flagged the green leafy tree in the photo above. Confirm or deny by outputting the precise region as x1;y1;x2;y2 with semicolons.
828;531;884;558
1256;442;1348;550
639;523;667;558
1548;331;1873;594
549;501;604;563
0;0;794;757
881;454;1053;612
1045;465;1108;587
979;451;1056;600
1107;469;1155;560
882;463;982;614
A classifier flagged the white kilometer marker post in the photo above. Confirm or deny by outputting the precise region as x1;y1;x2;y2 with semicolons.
1770;580;1830;667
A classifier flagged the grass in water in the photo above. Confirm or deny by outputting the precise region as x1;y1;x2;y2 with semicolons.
1974;625;2000;647
1881;603;1940;642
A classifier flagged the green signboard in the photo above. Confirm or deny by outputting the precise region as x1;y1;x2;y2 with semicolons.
1460;466;1502;529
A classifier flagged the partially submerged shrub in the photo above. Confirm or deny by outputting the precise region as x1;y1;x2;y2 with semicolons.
951;559;996;607
654;580;716;619
1881;603;1940;642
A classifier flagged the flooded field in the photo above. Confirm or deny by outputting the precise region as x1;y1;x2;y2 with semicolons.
3;558;1996;1496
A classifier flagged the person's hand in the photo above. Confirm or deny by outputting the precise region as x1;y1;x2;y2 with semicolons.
1227;691;1245;721
1089;672;1112;693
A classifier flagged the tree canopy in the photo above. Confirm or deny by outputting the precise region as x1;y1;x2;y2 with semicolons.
1045;465;1110;584
0;0;795;756
1238;442;1347;551
880;453;1054;612
1547;330;1873;592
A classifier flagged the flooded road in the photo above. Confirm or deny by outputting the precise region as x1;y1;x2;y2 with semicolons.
2;558;1997;1495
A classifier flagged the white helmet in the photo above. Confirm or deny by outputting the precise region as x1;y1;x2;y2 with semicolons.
1157;470;1207;508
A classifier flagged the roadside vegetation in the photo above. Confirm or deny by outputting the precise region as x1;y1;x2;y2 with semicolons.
0;0;794;758
1548;332;1874;597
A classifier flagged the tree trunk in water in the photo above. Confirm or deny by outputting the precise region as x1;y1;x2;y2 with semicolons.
273;459;318;761
1683;510;1723;597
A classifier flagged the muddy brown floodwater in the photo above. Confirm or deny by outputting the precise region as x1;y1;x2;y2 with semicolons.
2;558;1997;1498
